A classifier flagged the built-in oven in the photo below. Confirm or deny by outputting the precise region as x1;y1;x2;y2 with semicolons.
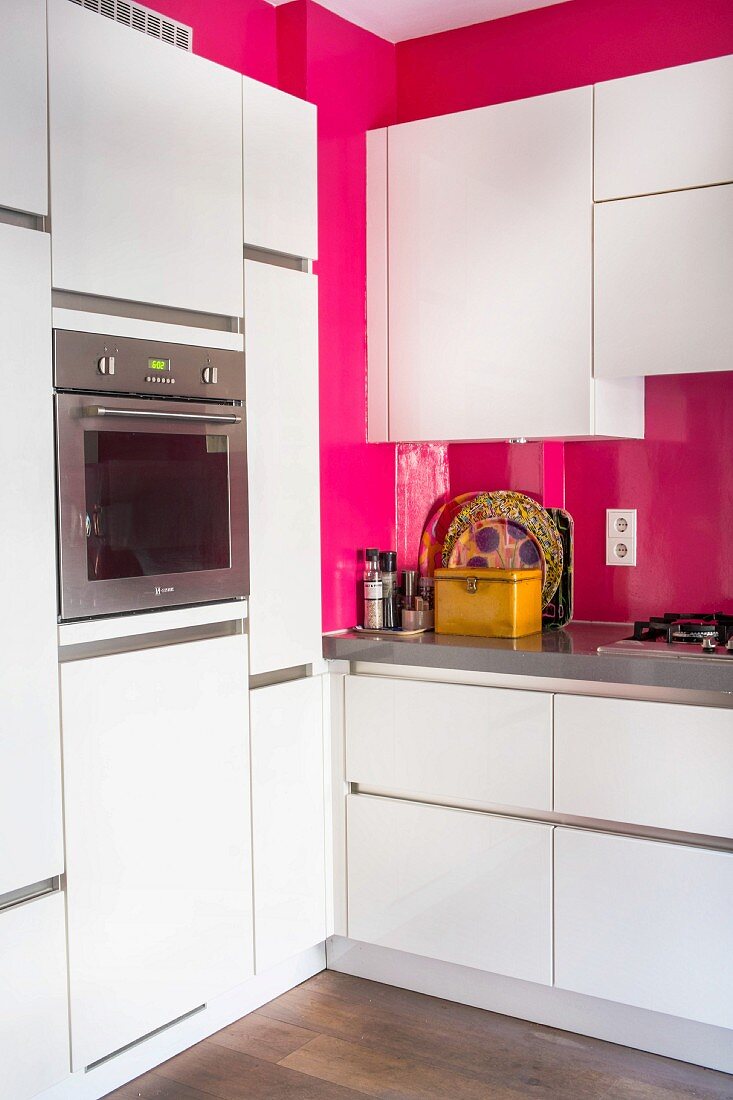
54;330;248;621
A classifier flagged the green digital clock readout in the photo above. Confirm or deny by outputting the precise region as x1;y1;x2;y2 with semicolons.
148;358;171;372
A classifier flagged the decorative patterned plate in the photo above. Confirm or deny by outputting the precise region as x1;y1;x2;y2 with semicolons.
447;517;545;575
441;491;563;608
418;492;480;577
542;508;574;629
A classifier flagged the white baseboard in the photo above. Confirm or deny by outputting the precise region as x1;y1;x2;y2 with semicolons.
327;937;733;1075
37;943;326;1100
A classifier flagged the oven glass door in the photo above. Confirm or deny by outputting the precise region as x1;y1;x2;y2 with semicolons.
56;394;248;620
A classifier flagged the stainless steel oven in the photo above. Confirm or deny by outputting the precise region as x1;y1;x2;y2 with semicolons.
54;330;248;621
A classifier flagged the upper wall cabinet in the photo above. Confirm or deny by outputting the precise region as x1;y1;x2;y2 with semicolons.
368;87;644;443
593;54;733;380
594;54;733;201
594;185;733;378
0;0;48;216
48;0;244;317
243;77;318;260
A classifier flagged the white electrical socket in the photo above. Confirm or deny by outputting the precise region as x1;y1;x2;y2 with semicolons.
606;509;637;566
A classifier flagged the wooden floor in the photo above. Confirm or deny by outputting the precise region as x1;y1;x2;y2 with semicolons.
108;970;733;1100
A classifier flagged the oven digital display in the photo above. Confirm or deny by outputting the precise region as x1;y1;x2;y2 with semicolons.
148;357;171;372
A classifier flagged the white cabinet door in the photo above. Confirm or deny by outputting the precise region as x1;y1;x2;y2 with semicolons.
0;893;69;1100
251;676;326;973
0;225;62;898
386;87;597;441
245;261;321;675
595;55;733;201
0;0;47;216
346;676;552;811
347;795;553;984
48;0;243;317
555;829;733;1029
554;695;733;838
60;634;253;1070
243;77;318;259
594;185;733;378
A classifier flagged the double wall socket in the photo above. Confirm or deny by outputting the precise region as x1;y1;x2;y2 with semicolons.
606;509;637;566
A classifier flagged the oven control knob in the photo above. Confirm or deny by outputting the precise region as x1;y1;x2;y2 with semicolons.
701;637;717;652
726;637;733;653
98;355;115;376
202;365;218;385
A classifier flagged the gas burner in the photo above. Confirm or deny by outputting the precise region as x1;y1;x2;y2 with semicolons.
670;619;720;643
632;613;733;647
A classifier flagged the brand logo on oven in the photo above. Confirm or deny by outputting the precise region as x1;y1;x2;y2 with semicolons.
155;586;175;596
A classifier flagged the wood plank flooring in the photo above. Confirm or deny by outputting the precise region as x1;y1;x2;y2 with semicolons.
107;970;733;1100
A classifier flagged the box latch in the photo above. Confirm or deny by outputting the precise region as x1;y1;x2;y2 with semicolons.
466;576;478;594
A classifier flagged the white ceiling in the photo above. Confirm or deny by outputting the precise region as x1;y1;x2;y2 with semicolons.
265;0;573;44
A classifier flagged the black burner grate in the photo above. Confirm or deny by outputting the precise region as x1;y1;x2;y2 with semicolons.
632;613;733;645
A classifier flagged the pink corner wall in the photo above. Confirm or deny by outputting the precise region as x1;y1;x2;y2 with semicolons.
277;1;398;632
395;0;733;621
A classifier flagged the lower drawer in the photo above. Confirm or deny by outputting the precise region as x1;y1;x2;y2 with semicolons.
347;794;553;985
555;828;733;1029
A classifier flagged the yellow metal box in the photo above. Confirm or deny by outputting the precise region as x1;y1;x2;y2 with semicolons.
434;567;542;639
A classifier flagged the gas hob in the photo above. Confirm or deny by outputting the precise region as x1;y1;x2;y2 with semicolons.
598;613;733;662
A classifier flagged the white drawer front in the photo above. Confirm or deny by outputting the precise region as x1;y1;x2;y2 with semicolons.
346;676;552;811
555;694;733;838
347;795;553;985
555;829;733;1029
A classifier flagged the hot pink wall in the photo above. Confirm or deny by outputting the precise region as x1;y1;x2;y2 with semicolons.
278;2;397;632
151;0;279;85
395;0;733;621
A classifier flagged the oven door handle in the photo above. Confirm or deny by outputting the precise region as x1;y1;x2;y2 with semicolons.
82;406;242;424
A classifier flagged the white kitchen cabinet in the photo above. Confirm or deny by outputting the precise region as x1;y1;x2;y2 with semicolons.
368;88;644;442
0;224;63;898
48;0;243;317
251;676;326;973
0;893;69;1100
347;795;553;984
555;828;733;1029
594;54;733;201
243;77;318;259
0;0;47;216
346;675;552;811
554;695;733;838
60;633;253;1070
245;260;321;675
594;185;733;378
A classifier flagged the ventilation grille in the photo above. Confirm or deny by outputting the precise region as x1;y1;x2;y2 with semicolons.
68;0;193;51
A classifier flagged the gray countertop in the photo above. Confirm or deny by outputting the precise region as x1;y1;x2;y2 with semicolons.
323;622;733;697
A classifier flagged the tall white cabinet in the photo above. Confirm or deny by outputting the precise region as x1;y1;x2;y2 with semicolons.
368;87;644;442
244;261;321;675
47;0;243;317
0;0;48;216
0;225;62;900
